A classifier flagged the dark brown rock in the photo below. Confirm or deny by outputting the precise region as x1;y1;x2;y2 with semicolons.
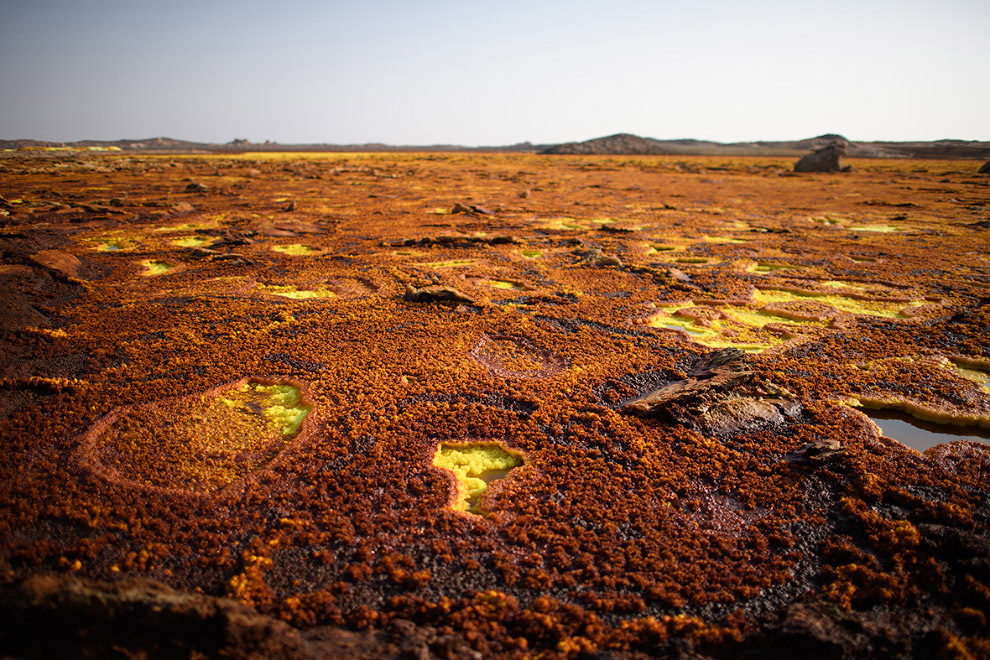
623;348;799;435
979;160;990;174
171;201;195;215
575;248;623;267
185;182;209;193
29;250;85;279
795;144;853;173
403;284;475;305
784;438;844;464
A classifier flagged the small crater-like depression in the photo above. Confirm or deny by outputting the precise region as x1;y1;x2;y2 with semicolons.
432;442;524;514
471;334;568;378
82;379;311;494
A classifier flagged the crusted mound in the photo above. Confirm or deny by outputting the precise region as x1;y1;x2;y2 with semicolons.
1;151;989;659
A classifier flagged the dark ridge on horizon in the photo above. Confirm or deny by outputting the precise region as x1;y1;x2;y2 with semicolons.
2;133;989;159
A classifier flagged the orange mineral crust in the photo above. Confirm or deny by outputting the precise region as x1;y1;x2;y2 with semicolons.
1;152;989;658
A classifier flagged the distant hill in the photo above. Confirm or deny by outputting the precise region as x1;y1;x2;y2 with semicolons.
540;133;990;159
2;134;988;159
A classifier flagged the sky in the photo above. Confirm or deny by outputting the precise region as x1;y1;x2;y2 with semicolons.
2;0;988;145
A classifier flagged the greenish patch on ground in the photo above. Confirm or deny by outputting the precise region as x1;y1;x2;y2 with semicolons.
754;288;913;318
142;260;174;276
703;236;747;244
172;236;210;247
97;239;132;252
257;284;336;299
221;381;311;436
849;225;903;233
520;250;543;259
488;280;525;290
273;244;319;256
540;218;584;231
753;262;796;273
723;306;824;328
156;223;213;233
422;259;476;268
951;363;990;388
433;443;523;514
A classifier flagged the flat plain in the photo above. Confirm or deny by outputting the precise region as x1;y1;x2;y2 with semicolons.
1;151;989;658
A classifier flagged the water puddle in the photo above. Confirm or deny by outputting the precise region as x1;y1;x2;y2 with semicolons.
97;239;132;252
864;409;990;452
432;442;523;514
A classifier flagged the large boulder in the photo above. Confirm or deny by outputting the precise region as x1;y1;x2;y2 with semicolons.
979;160;990;174
794;143;852;173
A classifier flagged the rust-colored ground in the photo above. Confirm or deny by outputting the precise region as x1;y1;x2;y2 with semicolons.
1;152;989;658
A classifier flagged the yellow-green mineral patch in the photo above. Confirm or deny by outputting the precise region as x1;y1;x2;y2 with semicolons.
421;259;476;268
520;249;543;259
751;262;796;273
257;284;336;299
272;244;319;256
432;443;523;514
723;306;824;329
950;362;990;388
220;381;311;436
703;235;747;244
172;236;210;248
754;288;914;318
849;224;903;233
488;279;526;290
97;239;131;252
142;260;174;276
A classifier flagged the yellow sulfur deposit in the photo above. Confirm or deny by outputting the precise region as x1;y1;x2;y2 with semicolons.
221;382;311;436
432;443;523;514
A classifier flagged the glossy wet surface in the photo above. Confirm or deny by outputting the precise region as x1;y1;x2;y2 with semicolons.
864;408;990;452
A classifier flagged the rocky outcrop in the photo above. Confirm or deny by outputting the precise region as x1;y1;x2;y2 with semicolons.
403;284;475;304
979;160;990;174
623;348;801;435
795;144;853;173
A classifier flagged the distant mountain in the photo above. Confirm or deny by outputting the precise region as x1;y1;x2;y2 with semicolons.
2;134;988;159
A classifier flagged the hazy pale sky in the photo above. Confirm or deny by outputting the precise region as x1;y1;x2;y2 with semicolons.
2;0;988;144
